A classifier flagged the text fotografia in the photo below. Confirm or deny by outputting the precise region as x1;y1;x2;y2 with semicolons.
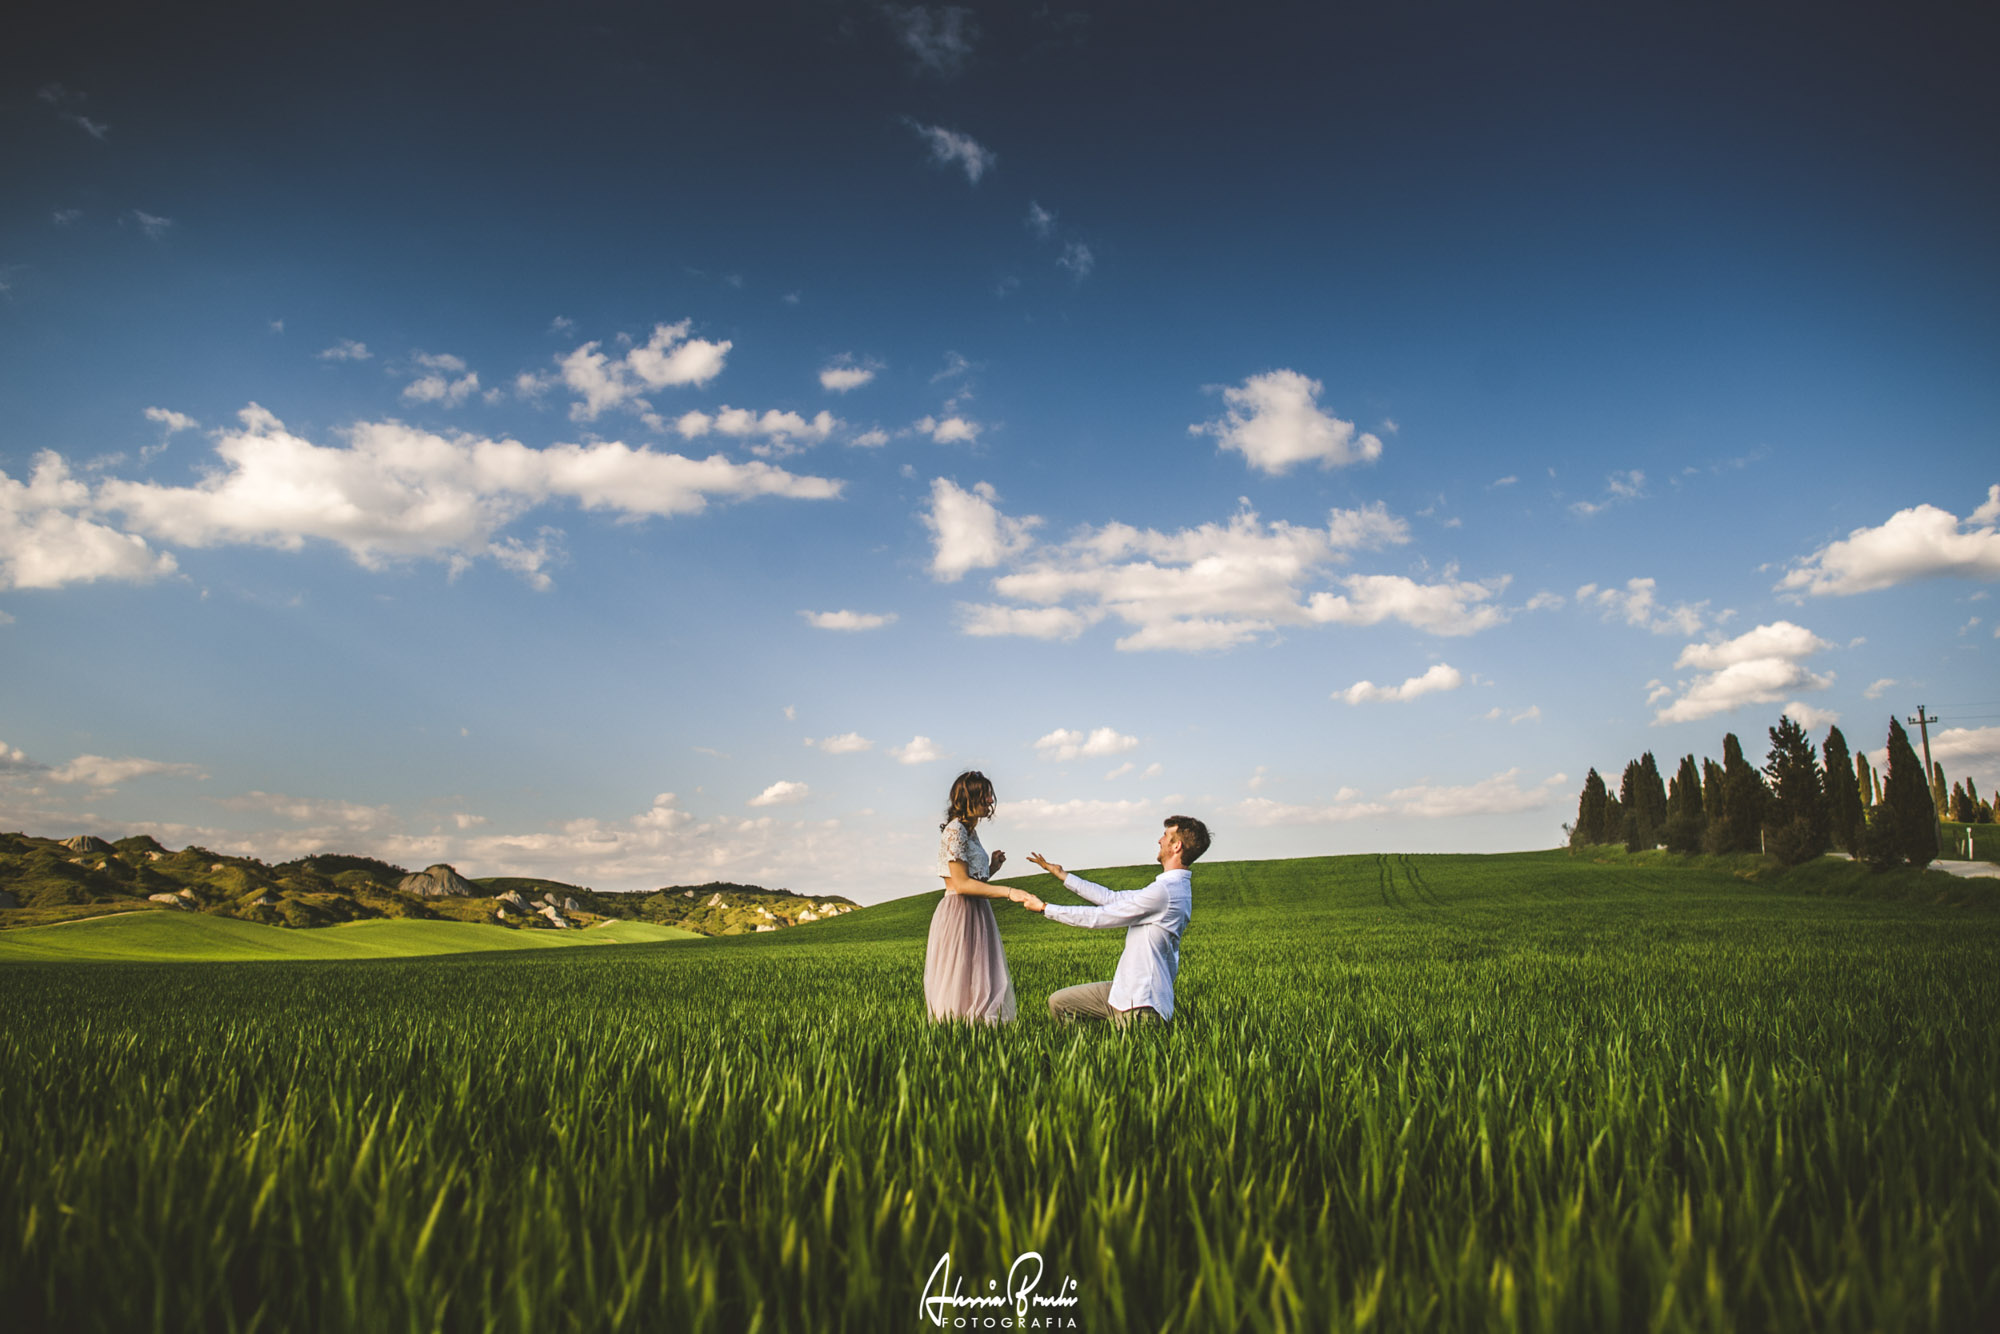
921;1251;1080;1328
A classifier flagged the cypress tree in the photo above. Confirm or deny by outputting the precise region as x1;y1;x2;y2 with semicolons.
1702;758;1725;818
1854;750;1875;809
1822;726;1863;854
1636;752;1668;848
1763;715;1829;865
1931;761;1949;818
1664;753;1705;853
1619;760;1646;851
1714;732;1767;854
1570;770;1611;848
1863;718;1938;869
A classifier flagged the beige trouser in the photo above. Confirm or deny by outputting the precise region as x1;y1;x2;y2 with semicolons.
1047;981;1167;1028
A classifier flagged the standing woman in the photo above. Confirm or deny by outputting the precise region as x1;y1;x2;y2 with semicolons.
924;770;1021;1023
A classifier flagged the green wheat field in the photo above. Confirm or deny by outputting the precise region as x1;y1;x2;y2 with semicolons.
4;849;1998;1332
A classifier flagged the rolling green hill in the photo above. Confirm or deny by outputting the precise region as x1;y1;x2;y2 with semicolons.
0;910;699;962
0;829;853;938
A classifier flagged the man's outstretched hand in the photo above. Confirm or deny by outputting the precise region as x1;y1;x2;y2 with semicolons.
1026;852;1066;881
1018;892;1045;913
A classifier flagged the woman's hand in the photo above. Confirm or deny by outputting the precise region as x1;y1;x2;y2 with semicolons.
1027;852;1065;881
988;850;1006;875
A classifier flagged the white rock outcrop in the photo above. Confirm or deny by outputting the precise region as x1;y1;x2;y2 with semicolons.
397;864;478;898
537;904;569;929
147;893;189;909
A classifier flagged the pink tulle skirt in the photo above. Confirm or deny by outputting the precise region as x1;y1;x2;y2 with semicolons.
923;890;1018;1024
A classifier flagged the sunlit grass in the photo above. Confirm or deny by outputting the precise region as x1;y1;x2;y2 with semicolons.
3;850;1996;1331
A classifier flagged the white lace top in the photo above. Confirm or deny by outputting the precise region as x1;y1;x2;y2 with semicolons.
938;819;990;881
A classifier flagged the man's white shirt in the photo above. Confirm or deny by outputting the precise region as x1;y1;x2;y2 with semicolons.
1041;868;1192;1018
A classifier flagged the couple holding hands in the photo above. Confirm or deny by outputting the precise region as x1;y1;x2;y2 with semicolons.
923;769;1211;1028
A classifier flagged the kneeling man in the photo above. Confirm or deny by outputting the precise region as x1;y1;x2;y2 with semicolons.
1017;815;1210;1028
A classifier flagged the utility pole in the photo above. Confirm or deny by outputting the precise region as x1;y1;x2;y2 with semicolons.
1910;704;1940;824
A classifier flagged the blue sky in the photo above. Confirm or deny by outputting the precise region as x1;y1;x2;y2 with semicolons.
4;2;1998;901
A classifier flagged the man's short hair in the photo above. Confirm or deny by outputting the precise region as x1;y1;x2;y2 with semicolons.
1165;815;1211;864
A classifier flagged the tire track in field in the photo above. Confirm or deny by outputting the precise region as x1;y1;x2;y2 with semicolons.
1399;854;1447;909
1374;853;1406;911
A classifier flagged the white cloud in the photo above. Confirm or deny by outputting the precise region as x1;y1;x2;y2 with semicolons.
1863;678;1896;700
49;754;205;788
130;210;173;239
1233;772;1566;825
627;321;732;388
1034;727;1139;763
561;321;732;421
1003;797;1153;828
1302;573;1510;638
1190;370;1383;475
1057;241;1095;280
960;502;1505;651
957;603;1098;640
1653;621;1834;725
1339;662;1464;705
1781;701;1841;730
922;478;1039;581
52;208;83;225
748;780;810;807
1576;577;1707;635
849;428;892;449
806;733;873;754
38;83;108;139
317;339;371;362
217;790;395;828
1510;705;1542;724
403;366;479;406
914;414;981;444
891;736;944;765
678;407;839;455
1026;201;1056;238
1325;501;1411;550
908;121;994;184
1931;726;2000;766
888;5;977;75
1386;769;1568;818
819;360;878;393
144;407;198;434
1570;470;1646;517
0;452;178;591
1234;793;1385;826
89;405;839;584
1778;484;2000;596
800;609;897;631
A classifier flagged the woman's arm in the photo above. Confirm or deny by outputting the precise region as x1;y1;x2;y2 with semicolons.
942;860;1022;899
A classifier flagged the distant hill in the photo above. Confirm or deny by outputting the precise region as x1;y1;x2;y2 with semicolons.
0;831;856;936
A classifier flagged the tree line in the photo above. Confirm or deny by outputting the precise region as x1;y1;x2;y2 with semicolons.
1568;713;1993;870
